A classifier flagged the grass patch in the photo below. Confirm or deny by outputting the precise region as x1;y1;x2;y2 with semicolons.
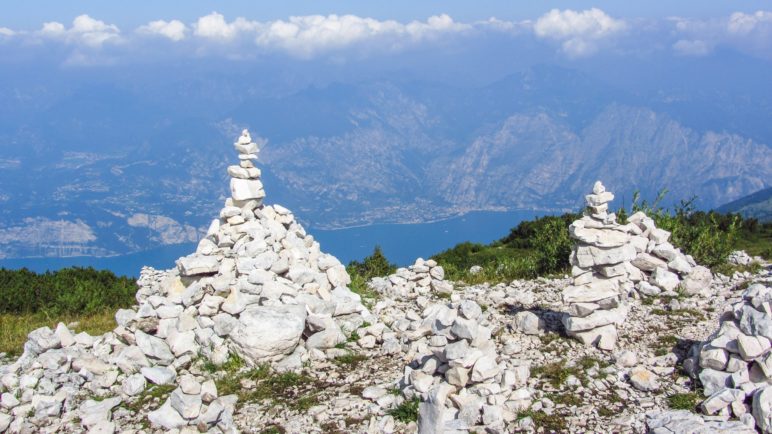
517;409;567;432
598;407;617;417
531;359;580;388
650;308;705;320
546;392;583;407
714;261;763;277
667;392;700;410
0;308;116;356
122;384;176;413
578;355;610;371
259;425;286;434
388;397;419;423
333;352;367;368
213;362;321;411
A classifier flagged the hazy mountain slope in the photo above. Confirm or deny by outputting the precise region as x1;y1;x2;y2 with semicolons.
0;66;770;258
717;187;772;222
434;104;772;211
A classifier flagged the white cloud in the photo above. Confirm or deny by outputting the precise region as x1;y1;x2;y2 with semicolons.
253;14;469;58
193;12;259;41
670;10;772;58
38;15;120;47
727;10;772;34
672;39;711;56
136;19;187;41
0;27;15;37
534;8;626;57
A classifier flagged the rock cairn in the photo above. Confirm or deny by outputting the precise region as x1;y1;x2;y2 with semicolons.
394;300;531;432
695;282;772;431
563;181;715;350
0;129;372;433
369;258;453;298
562;181;633;350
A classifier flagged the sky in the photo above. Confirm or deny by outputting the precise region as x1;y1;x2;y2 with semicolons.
3;1;772;27
0;2;770;77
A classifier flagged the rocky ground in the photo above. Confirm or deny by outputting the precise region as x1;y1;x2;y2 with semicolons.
0;258;768;434
231;262;769;433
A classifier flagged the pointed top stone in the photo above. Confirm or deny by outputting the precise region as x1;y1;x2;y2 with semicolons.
593;181;605;195
237;129;252;145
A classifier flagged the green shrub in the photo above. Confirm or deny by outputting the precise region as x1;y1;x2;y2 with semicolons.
0;267;136;315
347;245;396;280
388;397;419;423
529;216;574;275
630;190;740;268
432;213;578;283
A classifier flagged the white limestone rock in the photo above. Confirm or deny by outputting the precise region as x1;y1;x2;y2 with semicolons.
230;178;265;201
651;267;680;292
148;400;186;429
177;255;219;276
229;305;307;363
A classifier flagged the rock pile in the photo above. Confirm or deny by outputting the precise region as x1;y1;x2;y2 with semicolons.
563;181;715;350
0;129;373;433
393;300;532;432
625;212;712;299
369;258;453;298
695;282;772;431
728;250;755;267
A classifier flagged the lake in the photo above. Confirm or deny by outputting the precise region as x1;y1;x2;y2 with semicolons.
0;210;551;277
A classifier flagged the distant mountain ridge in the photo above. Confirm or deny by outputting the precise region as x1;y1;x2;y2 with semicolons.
0;65;770;258
717;187;772;222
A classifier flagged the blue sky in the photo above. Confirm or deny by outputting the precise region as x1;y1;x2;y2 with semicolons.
3;0;772;28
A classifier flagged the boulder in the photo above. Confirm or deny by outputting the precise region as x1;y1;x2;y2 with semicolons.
229;305;307;363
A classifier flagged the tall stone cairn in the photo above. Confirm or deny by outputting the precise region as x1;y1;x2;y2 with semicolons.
562;181;634;351
0;129;373;433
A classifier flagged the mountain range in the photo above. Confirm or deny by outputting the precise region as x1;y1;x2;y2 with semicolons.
0;65;770;258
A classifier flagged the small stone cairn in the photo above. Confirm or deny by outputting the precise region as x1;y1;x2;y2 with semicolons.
0;129;372;433
695;282;772;431
394;300;531;433
562;181;714;351
369;258;453;298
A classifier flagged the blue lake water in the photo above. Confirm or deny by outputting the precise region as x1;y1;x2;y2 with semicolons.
0;210;551;277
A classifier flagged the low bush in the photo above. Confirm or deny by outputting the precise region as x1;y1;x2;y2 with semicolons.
432;213;579;283
0;267;136;315
346;246;397;304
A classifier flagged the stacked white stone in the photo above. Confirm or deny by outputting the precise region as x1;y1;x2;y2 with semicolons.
394;300;531;433
695;282;772;431
0;129;373;433
227;129;265;206
626;212;712;298
562;181;632;351
369;258;453;298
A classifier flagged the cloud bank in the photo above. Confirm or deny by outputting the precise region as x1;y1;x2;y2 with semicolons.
38;15;121;47
534;8;626;57
1;9;770;63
